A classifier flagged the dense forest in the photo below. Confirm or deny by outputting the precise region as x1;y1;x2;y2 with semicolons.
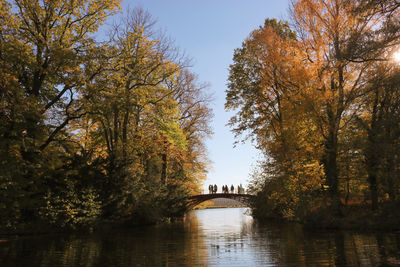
227;0;400;228
0;0;212;231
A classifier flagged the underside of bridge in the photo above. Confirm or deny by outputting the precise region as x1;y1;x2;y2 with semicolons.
187;193;254;210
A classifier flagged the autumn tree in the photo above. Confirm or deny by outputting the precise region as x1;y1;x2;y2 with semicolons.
227;19;324;219
228;0;400;221
76;8;212;221
173;70;213;194
354;62;400;208
0;0;120;153
289;0;400;212
0;0;121;227
0;2;212;229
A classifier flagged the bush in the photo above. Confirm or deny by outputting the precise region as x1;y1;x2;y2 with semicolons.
39;182;101;229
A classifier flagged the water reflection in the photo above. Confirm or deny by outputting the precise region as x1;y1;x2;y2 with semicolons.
0;220;209;266
1;208;400;266
242;219;400;267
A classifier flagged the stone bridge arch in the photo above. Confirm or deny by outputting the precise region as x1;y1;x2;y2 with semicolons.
187;193;254;210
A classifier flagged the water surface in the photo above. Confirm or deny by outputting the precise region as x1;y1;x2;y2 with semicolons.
1;208;400;266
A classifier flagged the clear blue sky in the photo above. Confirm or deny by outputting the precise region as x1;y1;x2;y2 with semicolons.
120;0;289;191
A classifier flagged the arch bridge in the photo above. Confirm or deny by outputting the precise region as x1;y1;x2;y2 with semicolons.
187;193;254;210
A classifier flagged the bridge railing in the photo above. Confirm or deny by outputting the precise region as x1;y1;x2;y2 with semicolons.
202;187;248;194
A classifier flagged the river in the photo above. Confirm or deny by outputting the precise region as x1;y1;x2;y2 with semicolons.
1;208;400;266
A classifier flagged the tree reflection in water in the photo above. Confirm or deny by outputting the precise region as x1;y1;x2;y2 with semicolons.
246;220;400;266
1;208;400;266
0;217;209;266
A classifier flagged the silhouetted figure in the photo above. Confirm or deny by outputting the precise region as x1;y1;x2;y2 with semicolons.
225;185;228;193
237;185;240;194
208;184;212;194
230;185;234;193
214;184;217;194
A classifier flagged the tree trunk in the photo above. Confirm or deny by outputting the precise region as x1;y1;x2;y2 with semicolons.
161;152;167;185
323;106;341;215
366;142;379;210
366;88;380;210
122;111;129;161
324;134;341;214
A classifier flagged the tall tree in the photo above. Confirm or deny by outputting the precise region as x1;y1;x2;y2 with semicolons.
227;19;325;218
0;0;121;226
356;63;400;207
0;0;121;154
78;8;212;219
289;0;393;212
228;0;400;218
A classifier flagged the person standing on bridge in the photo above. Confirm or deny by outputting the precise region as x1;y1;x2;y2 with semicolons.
230;185;234;193
225;185;228;193
214;184;217;194
208;184;212;194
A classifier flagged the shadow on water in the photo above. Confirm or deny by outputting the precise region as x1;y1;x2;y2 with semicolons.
0;221;209;267
247;219;400;267
1;208;400;266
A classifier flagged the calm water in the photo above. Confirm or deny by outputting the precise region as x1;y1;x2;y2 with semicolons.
1;208;400;266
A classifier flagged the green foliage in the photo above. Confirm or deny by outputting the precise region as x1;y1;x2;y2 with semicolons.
107;181;189;225
157;118;188;151
39;184;101;229
159;184;189;218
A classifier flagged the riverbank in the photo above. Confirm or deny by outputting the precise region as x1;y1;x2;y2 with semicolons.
251;201;400;232
302;202;400;231
0;216;185;237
